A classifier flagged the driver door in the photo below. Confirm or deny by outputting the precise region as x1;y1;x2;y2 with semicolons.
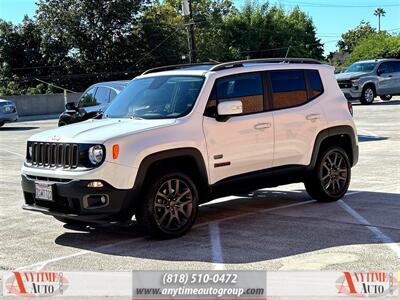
202;72;274;184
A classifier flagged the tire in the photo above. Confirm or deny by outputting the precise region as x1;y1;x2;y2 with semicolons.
380;95;392;101
360;85;375;105
0;121;4;127
58;121;67;127
53;216;89;226
136;170;199;239
304;146;351;202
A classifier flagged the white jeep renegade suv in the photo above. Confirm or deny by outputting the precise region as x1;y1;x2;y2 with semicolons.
21;58;358;238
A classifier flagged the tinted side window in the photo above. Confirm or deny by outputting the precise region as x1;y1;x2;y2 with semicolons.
391;61;400;72
204;87;217;117
109;89;117;101
94;87;111;105
270;70;308;109
377;62;392;74
78;87;97;108
216;73;264;114
307;70;323;98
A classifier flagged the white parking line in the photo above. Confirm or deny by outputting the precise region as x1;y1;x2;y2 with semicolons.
17;198;317;271
209;222;225;270
16;191;373;271
16;237;146;271
338;200;400;259
0;148;25;158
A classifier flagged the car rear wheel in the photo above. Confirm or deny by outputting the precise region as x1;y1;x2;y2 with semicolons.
304;147;351;202
360;86;375;105
380;95;392;101
136;171;198;239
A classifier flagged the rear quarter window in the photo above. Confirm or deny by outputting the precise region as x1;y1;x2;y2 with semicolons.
307;70;324;98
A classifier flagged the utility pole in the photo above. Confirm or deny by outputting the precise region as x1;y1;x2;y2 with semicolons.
182;0;197;63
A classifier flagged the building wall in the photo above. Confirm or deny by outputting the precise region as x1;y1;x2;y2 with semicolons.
0;93;82;116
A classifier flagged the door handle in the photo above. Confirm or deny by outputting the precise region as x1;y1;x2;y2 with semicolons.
306;113;320;121
388;75;393;78
254;122;271;130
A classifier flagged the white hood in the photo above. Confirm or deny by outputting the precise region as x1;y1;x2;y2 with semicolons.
29;118;177;143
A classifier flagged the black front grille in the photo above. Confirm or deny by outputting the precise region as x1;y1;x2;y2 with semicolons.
338;80;351;88
31;142;79;169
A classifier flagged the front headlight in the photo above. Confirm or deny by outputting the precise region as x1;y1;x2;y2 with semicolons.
351;78;359;86
27;142;33;160
88;145;104;165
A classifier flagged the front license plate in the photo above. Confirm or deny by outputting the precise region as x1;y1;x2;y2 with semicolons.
35;183;53;201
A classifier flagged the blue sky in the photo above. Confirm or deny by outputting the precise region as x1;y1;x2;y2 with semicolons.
0;0;399;55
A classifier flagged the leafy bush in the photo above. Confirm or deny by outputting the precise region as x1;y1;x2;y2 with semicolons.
345;32;400;66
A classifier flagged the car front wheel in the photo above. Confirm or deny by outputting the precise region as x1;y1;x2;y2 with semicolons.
360;86;375;105
304;147;351;202
136;171;199;239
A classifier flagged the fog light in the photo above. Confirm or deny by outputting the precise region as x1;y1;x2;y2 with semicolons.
83;194;109;208
87;181;104;188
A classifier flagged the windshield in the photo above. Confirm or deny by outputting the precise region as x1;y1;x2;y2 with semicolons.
345;62;377;73
105;75;205;119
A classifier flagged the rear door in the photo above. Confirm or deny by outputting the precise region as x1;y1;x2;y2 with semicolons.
270;69;325;167
377;62;397;95
391;61;400;94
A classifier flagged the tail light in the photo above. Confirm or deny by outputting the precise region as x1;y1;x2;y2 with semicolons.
347;102;353;116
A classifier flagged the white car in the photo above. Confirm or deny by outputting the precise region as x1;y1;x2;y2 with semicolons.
21;58;358;238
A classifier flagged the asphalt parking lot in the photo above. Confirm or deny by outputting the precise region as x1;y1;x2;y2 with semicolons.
0;98;399;285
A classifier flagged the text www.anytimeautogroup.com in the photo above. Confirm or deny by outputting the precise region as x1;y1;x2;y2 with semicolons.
136;287;264;298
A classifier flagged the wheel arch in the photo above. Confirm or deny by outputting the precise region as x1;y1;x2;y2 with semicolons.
361;81;376;94
309;125;358;170
134;148;210;201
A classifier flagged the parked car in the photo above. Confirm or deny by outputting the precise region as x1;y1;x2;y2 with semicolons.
0;99;18;127
58;81;129;126
21;58;358;238
336;58;400;104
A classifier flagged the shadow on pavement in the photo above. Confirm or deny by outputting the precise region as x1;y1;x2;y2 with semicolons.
352;100;400;106
54;189;400;264
0;126;39;131
358;134;388;142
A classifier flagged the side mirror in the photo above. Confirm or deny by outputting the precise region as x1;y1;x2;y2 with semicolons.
377;69;384;76
65;102;77;111
217;100;243;116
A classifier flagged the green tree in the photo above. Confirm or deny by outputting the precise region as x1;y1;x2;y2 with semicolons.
344;32;400;66
337;21;376;53
374;8;386;32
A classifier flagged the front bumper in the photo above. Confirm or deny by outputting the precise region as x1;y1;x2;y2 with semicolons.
21;174;138;222
0;112;18;123
340;88;361;100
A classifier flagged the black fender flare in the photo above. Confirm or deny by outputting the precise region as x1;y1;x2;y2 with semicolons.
308;125;359;169
134;147;209;195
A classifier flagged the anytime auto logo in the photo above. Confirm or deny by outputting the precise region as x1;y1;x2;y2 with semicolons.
336;272;398;297
5;271;69;297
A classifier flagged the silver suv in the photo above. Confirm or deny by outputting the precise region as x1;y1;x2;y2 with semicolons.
336;59;400;104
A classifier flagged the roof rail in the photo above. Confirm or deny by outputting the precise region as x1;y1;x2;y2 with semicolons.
142;62;216;75
209;57;322;72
